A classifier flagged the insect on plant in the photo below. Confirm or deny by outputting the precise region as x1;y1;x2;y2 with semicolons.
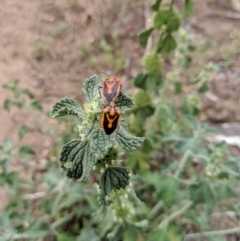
100;102;121;135
98;72;123;135
99;73;122;102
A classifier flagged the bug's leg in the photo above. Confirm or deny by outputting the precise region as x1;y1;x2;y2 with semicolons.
120;84;122;90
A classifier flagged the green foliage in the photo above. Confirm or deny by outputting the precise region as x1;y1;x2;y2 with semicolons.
99;167;130;205
151;0;162;11
156;33;177;53
50;97;86;119
138;28;154;48
183;0;194;18
133;90;152;108
142;52;163;76
153;8;181;32
31;39;49;60
51;75;144;203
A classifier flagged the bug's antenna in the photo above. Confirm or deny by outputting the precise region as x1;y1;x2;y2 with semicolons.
98;71;111;77
114;70;121;77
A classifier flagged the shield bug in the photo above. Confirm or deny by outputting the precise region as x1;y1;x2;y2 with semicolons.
100;102;121;135
100;76;122;102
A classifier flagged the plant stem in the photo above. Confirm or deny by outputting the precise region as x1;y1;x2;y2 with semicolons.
150;201;163;220
158;201;193;229
174;149;192;178
170;0;175;10
184;226;240;240
51;212;74;229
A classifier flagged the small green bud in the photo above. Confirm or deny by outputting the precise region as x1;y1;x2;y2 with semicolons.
96;147;119;168
84;99;101;122
153;8;181;32
142;53;163;76
133;90;152;108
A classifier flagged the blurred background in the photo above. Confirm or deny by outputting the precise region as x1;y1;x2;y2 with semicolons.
1;0;240;240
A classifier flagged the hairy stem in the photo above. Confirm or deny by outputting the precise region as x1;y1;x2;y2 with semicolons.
174;149;192;178
150;201;163;220
184;226;240;240
158;201;193;229
170;0;175;10
51;212;74;229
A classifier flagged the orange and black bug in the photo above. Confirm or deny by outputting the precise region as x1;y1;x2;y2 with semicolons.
99;76;122;102
100;102;121;135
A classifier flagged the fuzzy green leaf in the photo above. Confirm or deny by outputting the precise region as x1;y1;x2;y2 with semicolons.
156;176;180;206
151;0;162;11
83;75;101;102
99;167;130;205
124;225;139;241
84;122;116;158
4;99;11;112
19;146;36;157
197;81;208;93
117;126;145;150
138;28;154;48
50;97;85;119
31;100;43;111
60;139;96;182
19;125;30;139
157;34;177;53
174;81;182;94
115;92;134;110
19;220;51;239
223;161;240;177
183;0;194;18
146;229;170;241
189;180;214;204
134;73;148;89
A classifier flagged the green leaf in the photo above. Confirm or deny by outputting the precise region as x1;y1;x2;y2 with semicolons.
189;180;215;204
156;176;180;205
183;0;194;18
50;97;86;119
197;81;208;93
22;89;35;99
19;125;30;139
134;73;148;89
224;161;240;177
20;220;51;239
19;145;36;157
183;55;192;70
30;100;43;111
60;139;96;182
146;74;162;92
99;167;130;205
0;214;11;228
4;99;11;112
151;0;162;11
57;233;76;241
124;224;139;241
83;75;101;102
2;79;20;90
146;229;170;241
215;183;236;201
157;34;177;54
138;28;154;48
85;122;116;158
117;126;144;150
77;227;100;241
174;81;182;94
114;92;134;110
